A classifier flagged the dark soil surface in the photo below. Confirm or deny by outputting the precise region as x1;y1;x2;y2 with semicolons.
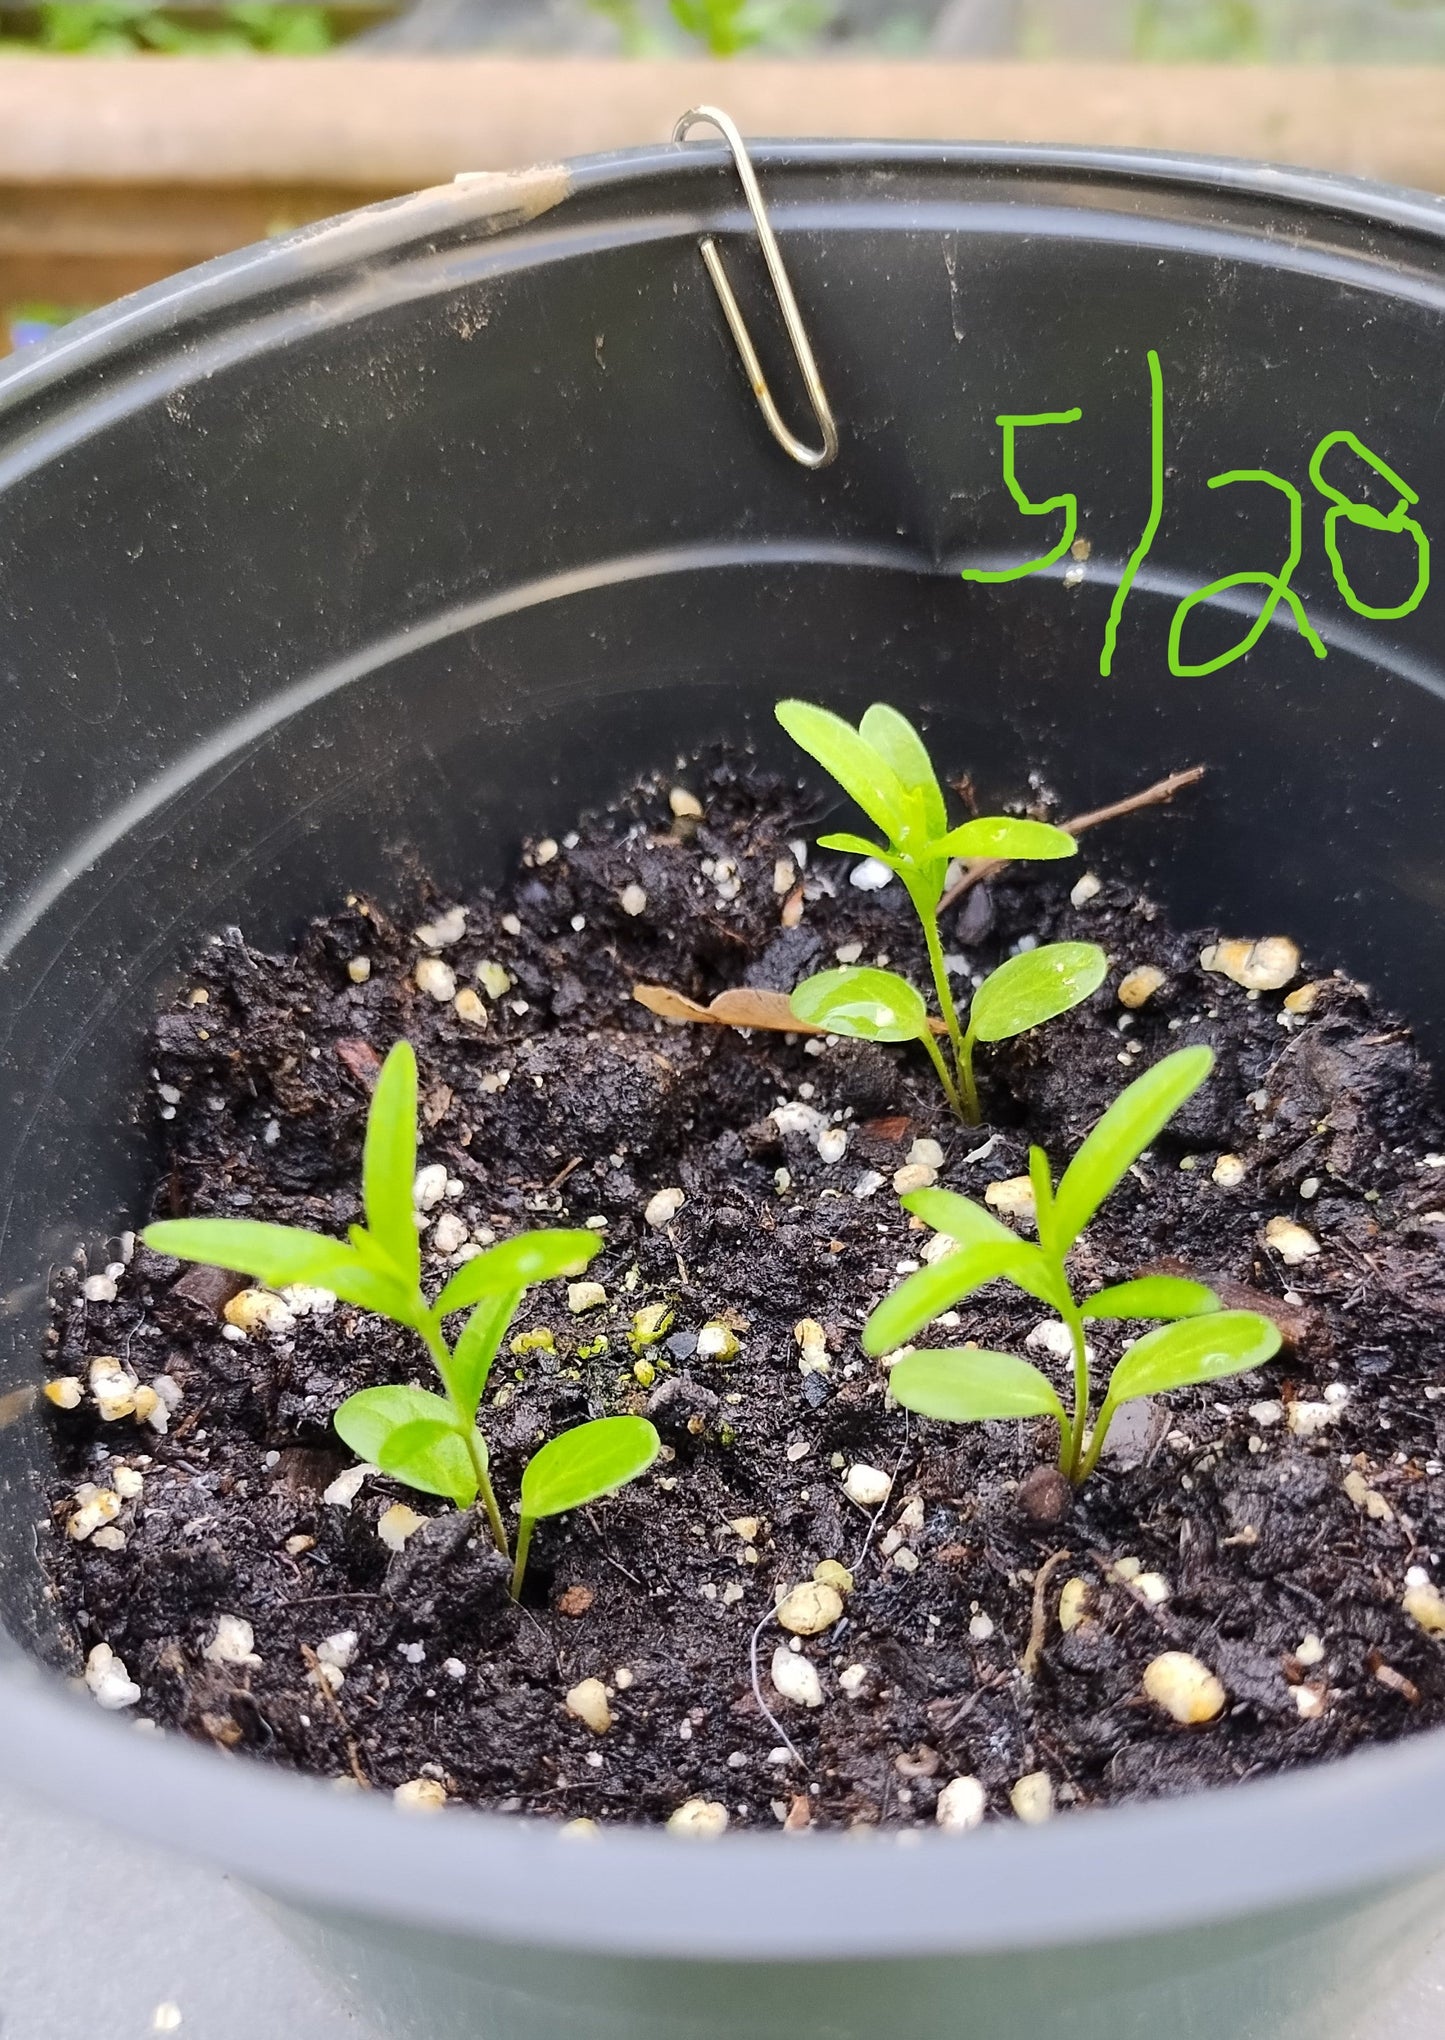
38;759;1445;1831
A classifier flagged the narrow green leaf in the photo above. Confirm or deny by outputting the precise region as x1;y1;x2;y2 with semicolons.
775;699;911;843
816;831;898;865
144;1217;348;1288
1028;1145;1055;1254
789;966;930;1044
1103;1310;1281;1406
1052;1046;1215;1251
375;1418;479;1508
858;702;947;843
519;1415;660;1522
889;1347;1067;1428
333;1383;457;1463
901;1187;1016;1250
969;941;1108;1044
363;1041;421;1288
433;1228;601;1320
863;1240;1060;1355
1081;1277;1220;1323
929;818;1077;863
448;1287;521;1419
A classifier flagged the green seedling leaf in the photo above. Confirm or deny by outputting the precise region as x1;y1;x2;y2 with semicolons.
969;941;1108;1044
858;701;947;843
1052;1045;1214;1251
363;1040;421;1288
816;831;899;865
1103;1310;1281;1406
448;1287;521;1418
375;1419;479;1509
889;1348;1067;1429
433;1228;601;1320
775;700;911;843
929;817;1077;863
789;967;931;1044
519;1414;661;1521
1081;1276;1220;1322
901;1187;1016;1250
144;1218;351;1289
333;1382;457;1463
863;1240;1061;1354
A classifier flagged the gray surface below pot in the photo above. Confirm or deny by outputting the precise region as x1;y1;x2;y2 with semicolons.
0;1776;1442;2039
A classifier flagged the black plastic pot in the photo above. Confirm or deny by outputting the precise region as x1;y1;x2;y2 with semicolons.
3;137;1445;2040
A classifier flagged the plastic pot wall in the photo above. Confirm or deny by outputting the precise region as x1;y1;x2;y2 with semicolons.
2;140;1445;2039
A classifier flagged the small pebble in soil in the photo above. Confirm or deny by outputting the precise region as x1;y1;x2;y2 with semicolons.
776;1581;844;1636
85;1641;141;1710
1200;936;1300;992
813;1559;854;1595
1212;1154;1247;1188
770;1645;824;1708
696;1321;739;1362
1009;1772;1055;1824
620;884;648;917
669;786;703;820
204;1615;262;1668
1058;1578;1091;1631
644;1187;685;1228
1016;1464;1073;1526
849;858;893;892
565;1679;613;1734
379;1504;426;1552
414;958;457;1003
1403;1580;1445;1634
843;1463;891;1508
454;988;487;1026
794;1319;830;1374
1142;1652;1227;1725
936;1777;987;1832
1118;966;1166;1009
1264;1216;1321;1265
666;1800;729;1838
323;1464;374;1507
89;1356;139;1422
223;1289;294;1337
1070;872;1101;908
985;1178;1035;1222
394;1778;448;1814
67;1484;121;1541
568;1282;607;1313
347;956;371;984
43;1376;83;1410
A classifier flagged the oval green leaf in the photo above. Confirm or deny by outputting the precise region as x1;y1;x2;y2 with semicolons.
1104;1310;1281;1407
863;1241;1059;1356
1052;1046;1214;1251
433;1228;602;1320
789;966;930;1044
1081;1276;1220;1323
519;1415;661;1523
375;1419;479;1509
775;699;911;843
858;702;947;843
930;817;1077;863
969;941;1108;1044
333;1382;458;1462
363;1041;421;1289
889;1348;1067;1428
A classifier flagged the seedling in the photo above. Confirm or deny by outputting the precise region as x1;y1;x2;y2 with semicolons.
862;1046;1281;1481
144;1041;659;1596
775;699;1106;1121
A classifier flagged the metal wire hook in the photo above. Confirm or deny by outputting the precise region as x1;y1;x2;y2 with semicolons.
672;104;840;472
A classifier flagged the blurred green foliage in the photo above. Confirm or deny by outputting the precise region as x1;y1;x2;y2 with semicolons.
0;1;334;51
588;0;833;54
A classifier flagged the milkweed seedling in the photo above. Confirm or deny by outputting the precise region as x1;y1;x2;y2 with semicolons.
144;1041;659;1597
775;699;1106;1121
862;1046;1282;1482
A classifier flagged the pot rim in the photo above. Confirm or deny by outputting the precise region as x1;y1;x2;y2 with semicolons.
4;136;1445;1959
